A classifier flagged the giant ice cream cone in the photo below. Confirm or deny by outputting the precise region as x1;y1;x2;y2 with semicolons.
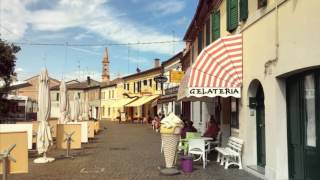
160;113;184;169
161;133;180;168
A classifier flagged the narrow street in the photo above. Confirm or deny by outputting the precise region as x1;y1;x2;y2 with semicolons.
8;121;260;180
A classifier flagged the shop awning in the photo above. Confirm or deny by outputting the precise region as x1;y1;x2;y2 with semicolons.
111;98;137;107
178;34;243;101
126;95;159;107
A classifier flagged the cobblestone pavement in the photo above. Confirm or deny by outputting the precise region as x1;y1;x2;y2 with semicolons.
8;121;261;180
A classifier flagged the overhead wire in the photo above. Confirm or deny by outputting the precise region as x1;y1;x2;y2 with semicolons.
13;40;184;47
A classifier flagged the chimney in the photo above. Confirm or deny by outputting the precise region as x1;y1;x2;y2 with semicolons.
87;76;91;85
154;58;160;68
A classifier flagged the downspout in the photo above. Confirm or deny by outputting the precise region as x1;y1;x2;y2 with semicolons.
264;0;280;75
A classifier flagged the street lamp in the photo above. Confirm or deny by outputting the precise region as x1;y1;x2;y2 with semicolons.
154;71;168;115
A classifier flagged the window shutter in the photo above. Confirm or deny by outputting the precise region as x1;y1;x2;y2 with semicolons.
205;19;210;46
227;0;239;32
240;0;248;21
197;30;203;54
212;11;220;42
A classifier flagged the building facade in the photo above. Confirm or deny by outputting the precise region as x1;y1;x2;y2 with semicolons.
122;60;162;122
100;78;124;121
157;52;183;116
181;0;320;179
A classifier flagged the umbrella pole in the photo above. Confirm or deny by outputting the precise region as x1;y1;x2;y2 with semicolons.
2;158;7;180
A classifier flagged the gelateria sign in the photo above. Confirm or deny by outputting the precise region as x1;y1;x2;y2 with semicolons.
187;87;241;98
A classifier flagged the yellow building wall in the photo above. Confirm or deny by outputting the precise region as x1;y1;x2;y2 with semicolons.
100;86;121;121
124;70;161;119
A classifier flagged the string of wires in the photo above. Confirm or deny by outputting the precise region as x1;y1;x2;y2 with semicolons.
13;40;184;47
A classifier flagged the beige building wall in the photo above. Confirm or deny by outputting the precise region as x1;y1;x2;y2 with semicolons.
239;0;320;179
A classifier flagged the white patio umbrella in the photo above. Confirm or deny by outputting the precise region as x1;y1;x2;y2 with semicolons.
59;80;69;124
72;93;80;122
34;69;55;163
82;94;89;120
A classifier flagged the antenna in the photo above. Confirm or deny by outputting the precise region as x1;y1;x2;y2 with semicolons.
77;60;81;80
172;30;175;54
127;43;130;74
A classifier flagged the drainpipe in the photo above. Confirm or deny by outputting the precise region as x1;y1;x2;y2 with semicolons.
275;0;279;61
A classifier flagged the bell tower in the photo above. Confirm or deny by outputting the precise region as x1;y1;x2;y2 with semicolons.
102;48;110;82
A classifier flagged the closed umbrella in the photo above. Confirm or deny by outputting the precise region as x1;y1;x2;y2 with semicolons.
82;94;89;120
34;69;55;163
59;80;69;124
72;93;80;122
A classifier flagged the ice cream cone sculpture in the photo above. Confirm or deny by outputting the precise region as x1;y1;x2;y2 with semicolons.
160;113;184;168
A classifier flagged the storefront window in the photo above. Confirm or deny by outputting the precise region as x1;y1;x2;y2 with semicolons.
230;97;239;129
304;74;316;147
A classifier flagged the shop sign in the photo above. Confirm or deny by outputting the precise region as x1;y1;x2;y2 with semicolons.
188;87;241;98
170;70;184;83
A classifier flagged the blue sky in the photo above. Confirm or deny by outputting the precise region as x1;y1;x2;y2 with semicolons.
0;0;198;81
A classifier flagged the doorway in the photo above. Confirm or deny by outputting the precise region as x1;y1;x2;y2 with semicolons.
287;71;320;180
256;84;266;167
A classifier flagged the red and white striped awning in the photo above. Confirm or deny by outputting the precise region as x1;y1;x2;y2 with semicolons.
178;34;242;101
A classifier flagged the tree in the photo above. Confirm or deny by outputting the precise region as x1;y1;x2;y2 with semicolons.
0;39;21;118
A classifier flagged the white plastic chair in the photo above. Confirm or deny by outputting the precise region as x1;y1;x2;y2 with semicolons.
206;131;222;152
188;139;207;168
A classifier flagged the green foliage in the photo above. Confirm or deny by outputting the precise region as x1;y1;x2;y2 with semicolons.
0;39;20;117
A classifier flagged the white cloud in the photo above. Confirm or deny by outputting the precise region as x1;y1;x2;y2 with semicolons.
68;47;100;56
15;67;24;72
1;0;180;55
146;0;185;16
175;16;188;26
63;70;102;82
74;32;92;41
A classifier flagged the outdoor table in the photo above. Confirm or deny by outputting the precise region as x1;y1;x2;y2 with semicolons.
0;124;33;149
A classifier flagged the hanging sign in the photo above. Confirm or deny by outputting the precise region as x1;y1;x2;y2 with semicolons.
170;70;184;83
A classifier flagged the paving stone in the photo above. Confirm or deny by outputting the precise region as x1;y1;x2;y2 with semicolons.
7;121;261;180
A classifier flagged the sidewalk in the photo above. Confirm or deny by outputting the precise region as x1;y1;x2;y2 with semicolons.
8;121;261;180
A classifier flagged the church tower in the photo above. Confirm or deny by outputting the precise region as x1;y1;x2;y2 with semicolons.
102;48;110;82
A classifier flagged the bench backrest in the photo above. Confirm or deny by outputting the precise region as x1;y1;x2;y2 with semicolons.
227;136;244;153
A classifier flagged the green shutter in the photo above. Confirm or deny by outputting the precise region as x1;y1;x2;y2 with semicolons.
240;0;248;21
227;0;238;32
198;30;203;54
212;11;220;42
206;19;210;46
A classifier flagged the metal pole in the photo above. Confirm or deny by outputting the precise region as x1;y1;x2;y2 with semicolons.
2;158;7;180
161;82;164;114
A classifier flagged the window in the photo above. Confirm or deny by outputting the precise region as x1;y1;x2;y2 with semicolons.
205;19;210;46
56;93;59;101
191;45;195;63
155;80;159;90
138;81;142;92
227;0;239;32
258;0;267;9
149;79;152;87
212;10;220;42
101;106;105;116
143;80;148;86
230;97;239;129
108;107;110;116
109;90;111;99
134;82;136;93
198;30;203;54
112;90;114;99
127;83;130;91
240;0;248;21
123;83;126;90
101;92;105;99
78;92;81;98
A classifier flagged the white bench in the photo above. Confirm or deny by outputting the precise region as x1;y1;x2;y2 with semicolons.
215;136;244;169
